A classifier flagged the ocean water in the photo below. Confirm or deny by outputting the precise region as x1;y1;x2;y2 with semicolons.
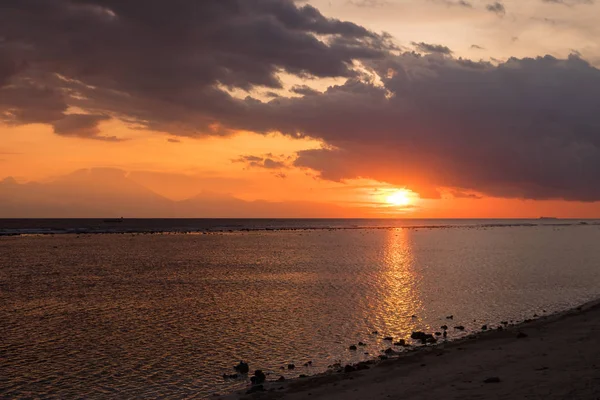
2;220;600;398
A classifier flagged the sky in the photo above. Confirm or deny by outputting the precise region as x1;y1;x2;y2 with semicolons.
1;0;600;218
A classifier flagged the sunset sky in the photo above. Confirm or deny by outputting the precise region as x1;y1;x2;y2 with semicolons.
1;0;600;218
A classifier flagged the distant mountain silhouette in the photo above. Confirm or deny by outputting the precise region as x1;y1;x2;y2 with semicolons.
0;168;356;218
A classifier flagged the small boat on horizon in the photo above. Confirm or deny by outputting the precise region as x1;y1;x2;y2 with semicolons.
103;217;124;223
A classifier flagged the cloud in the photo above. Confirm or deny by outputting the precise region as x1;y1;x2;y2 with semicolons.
233;154;291;170
471;44;485;50
290;85;321;96
167;138;181;143
542;0;593;5
347;0;391;7
431;0;473;7
52;114;117;141
0;0;393;137
235;53;600;202
412;42;453;55
486;2;506;16
2;0;600;203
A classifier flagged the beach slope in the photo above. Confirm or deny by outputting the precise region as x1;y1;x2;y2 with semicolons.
227;301;600;399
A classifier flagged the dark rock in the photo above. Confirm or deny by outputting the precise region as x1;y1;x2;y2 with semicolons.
349;345;357;350
434;332;442;336
277;376;285;381
454;326;465;331
384;347;395;354
287;364;295;370
223;373;238;380
425;337;437;344
481;325;488;331
411;332;435;342
250;370;266;385
303;362;309;367
446;315;454;319
501;321;508;325
358;342;366;346
234;361;249;374
441;325;448;330
517;331;528;339
411;315;417;318
372;331;379;334
484;377;501;383
497;326;503;331
393;339;406;346
443;331;447;338
533;314;539;318
246;385;265;394
378;355;388;360
344;364;356;373
299;374;308;378
307;360;312;365
383;336;393;341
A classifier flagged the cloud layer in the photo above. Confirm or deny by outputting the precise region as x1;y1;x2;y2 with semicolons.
1;0;600;202
242;53;600;201
0;0;392;137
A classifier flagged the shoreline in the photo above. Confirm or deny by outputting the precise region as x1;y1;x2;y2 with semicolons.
220;298;600;399
1;219;597;236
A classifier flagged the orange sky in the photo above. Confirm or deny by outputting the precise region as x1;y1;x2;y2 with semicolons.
2;121;599;218
1;0;599;218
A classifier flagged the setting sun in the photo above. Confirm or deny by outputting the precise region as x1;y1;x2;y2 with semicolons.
386;189;414;207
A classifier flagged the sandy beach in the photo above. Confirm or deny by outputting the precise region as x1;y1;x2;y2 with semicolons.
223;300;600;399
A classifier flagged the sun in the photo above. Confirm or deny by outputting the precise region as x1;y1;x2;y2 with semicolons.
386;189;413;207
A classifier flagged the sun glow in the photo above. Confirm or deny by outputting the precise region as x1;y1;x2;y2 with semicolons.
385;189;414;207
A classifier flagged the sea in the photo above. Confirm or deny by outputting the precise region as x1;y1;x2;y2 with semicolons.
2;218;600;398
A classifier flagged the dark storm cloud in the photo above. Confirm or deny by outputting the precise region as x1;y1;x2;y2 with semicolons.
52;114;117;141
486;2;506;16
0;0;393;138
2;0;600;202
238;53;600;202
412;42;453;55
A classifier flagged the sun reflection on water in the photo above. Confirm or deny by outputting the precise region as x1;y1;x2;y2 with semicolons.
374;228;426;339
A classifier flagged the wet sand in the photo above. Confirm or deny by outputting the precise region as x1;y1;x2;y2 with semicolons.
224;300;600;399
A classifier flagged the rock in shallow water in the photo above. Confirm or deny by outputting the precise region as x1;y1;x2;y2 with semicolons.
250;370;266;385
234;361;249;374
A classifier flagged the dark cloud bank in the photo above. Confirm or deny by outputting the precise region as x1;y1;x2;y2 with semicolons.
1;0;600;202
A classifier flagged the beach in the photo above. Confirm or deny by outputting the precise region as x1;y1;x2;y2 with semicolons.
224;300;600;399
